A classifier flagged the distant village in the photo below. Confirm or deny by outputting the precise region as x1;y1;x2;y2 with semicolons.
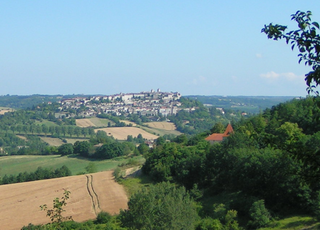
56;89;197;118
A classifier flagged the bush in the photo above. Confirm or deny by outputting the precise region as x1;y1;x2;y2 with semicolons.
119;182;198;230
248;200;271;228
95;211;112;224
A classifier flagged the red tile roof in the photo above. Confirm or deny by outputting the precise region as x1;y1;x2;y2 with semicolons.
205;124;234;142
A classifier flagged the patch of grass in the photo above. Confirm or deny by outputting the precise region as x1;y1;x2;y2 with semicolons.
259;216;319;230
139;125;181;136
119;173;154;197
34;120;58;126
0;155;144;177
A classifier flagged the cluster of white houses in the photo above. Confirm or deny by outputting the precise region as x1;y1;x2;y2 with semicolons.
57;89;187;118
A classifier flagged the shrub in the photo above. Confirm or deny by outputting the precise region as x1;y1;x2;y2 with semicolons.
248;200;271;228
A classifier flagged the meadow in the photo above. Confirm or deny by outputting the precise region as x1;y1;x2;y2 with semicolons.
0;155;145;177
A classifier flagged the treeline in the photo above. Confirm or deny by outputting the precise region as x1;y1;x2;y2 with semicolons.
1;123;94;137
142;96;320;228
57;130;143;160
1;165;71;185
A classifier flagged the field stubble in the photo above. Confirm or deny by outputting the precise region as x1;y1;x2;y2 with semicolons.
0;171;128;230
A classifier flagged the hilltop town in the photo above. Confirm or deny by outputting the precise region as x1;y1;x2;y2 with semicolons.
56;89;188;118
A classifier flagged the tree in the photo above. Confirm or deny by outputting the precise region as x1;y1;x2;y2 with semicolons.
262;11;320;94
42;124;49;136
49;126;55;136
61;126;67;137
74;127;81;137
40;189;73;228
74;141;90;157
210;122;225;134
58;143;74;156
55;126;61;137
119;182;198;230
248;200;271;228
156;136;165;146
67;126;74;137
81;128;88;137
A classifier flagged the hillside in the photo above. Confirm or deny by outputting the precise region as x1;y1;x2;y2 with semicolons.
0;171;128;230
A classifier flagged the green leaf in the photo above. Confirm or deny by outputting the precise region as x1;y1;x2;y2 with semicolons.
312;22;320;29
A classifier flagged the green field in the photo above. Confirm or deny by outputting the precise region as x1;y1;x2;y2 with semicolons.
0;155;145;177
139;125;181;136
34;120;58;126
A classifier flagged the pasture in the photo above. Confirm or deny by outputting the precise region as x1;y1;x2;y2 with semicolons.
140;125;181;136
40;137;89;146
95;127;159;140
0;155;145;177
76;117;114;127
40;137;64;146
0;171;128;230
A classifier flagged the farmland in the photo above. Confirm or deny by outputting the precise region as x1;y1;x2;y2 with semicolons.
95;127;159;140
76;118;96;127
76;117;113;127
0;171;128;230
144;121;176;130
0;155;145;177
40;137;65;146
39;137;89;146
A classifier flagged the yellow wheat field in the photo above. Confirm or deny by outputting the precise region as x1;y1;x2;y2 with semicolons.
144;122;176;130
95;127;158;140
0;171;128;230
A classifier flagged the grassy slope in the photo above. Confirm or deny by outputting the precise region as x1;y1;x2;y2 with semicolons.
139;124;181;136
0;155;145;177
259;216;320;230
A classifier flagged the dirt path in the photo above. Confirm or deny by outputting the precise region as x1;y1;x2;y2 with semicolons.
0;171;128;230
86;174;101;215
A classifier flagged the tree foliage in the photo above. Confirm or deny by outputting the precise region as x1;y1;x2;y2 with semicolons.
119;182;198;230
40;189;73;228
262;10;320;94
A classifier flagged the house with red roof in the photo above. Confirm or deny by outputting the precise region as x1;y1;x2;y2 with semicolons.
205;123;234;144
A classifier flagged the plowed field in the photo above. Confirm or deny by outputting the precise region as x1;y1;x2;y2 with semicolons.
0;171;128;230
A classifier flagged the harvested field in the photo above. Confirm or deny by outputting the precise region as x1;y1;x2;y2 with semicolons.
95;127;158;140
144;121;176;130
0;171;128;230
40;137;64;146
76;119;96;127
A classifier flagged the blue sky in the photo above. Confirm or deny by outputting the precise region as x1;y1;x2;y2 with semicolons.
1;1;320;96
